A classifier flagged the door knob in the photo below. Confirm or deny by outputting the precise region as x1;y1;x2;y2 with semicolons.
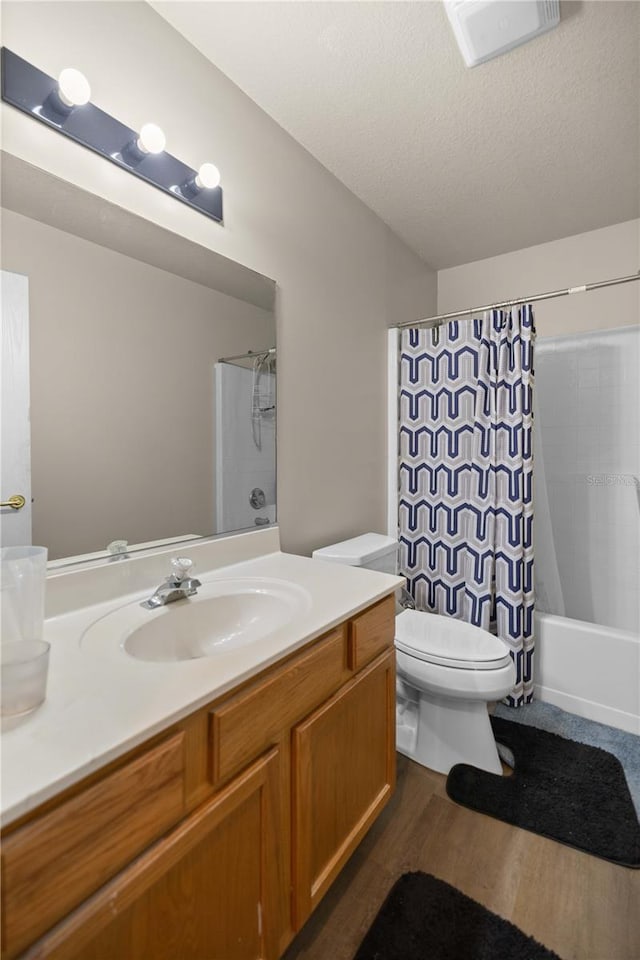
0;494;26;510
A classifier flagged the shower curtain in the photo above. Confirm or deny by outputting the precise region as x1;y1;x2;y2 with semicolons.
398;307;535;705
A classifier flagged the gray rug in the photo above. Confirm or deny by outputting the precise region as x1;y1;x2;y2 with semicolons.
447;717;640;867
494;701;640;816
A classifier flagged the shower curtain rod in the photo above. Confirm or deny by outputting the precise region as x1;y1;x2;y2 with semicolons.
396;272;640;331
218;347;276;363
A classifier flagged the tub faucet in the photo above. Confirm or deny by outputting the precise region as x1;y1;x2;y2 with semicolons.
142;558;201;609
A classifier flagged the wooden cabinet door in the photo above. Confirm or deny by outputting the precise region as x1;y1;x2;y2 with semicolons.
26;749;284;960
292;650;396;927
1;733;186;959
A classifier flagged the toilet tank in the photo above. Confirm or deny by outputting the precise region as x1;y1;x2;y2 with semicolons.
312;533;398;575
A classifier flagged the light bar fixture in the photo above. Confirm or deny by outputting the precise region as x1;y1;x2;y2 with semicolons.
57;68;91;107
1;48;223;223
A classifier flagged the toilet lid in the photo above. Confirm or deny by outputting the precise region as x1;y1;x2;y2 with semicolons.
394;610;512;670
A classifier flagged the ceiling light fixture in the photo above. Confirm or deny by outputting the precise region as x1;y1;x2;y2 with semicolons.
444;0;560;68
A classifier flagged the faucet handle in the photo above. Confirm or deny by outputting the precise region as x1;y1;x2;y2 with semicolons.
171;557;193;582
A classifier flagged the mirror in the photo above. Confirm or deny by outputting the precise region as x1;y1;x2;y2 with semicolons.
0;153;277;564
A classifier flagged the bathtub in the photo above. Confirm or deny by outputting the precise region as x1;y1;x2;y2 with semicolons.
534;611;640;735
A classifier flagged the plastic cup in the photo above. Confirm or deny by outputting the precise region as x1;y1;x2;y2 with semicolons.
1;639;50;716
1;546;48;643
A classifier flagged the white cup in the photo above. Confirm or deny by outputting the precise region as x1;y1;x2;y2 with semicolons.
1;545;48;643
1;639;50;716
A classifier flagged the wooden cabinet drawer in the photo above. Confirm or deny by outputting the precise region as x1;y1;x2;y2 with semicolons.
1;732;185;958
209;627;348;786
348;595;395;671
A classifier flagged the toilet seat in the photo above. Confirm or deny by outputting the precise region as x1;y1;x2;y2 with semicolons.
395;609;512;670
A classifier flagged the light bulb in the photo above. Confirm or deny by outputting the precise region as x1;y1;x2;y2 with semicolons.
137;123;166;155
57;68;91;107
195;162;220;190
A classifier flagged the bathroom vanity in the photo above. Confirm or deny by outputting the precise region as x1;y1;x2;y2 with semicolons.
0;530;401;960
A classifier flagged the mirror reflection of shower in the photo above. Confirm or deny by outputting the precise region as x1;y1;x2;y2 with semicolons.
215;349;277;534
251;350;276;450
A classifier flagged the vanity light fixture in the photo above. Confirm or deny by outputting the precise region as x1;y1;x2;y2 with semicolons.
57;68;91;107
38;66;91;124
120;122;166;167
137;123;166;155
1;47;223;223
178;161;221;199
196;162;221;189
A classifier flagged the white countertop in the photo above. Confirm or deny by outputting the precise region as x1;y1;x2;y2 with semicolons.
1;536;402;827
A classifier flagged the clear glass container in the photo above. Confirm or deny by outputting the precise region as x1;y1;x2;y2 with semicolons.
1;545;48;643
1;640;50;716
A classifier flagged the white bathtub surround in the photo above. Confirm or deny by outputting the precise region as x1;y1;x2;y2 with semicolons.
534;325;640;634
1;528;402;826
531;409;565;618
534;612;639;735
531;325;640;737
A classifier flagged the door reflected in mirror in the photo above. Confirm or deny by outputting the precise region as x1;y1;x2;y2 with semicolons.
0;154;276;563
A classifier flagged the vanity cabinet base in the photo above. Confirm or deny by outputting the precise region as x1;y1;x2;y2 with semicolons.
1;596;396;960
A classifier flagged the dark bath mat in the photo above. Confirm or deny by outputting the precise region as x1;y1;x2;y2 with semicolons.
353;871;561;960
446;716;640;868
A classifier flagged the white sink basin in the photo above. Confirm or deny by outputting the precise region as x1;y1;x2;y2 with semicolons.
80;578;312;662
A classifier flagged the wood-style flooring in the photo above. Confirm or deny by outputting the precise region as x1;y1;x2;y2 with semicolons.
282;754;640;960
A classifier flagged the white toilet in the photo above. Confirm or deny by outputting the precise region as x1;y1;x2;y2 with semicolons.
312;533;516;776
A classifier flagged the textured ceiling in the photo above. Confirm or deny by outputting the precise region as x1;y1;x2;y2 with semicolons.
152;1;640;269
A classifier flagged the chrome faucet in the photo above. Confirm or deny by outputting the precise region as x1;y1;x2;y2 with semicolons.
142;557;201;609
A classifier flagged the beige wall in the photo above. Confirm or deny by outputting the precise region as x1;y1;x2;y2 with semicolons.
2;209;274;559
438;220;640;338
1;1;437;557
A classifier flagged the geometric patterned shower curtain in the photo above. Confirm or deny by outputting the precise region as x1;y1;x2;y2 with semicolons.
398;307;536;705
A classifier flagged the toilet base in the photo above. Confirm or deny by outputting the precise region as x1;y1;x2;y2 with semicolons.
396;691;503;776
